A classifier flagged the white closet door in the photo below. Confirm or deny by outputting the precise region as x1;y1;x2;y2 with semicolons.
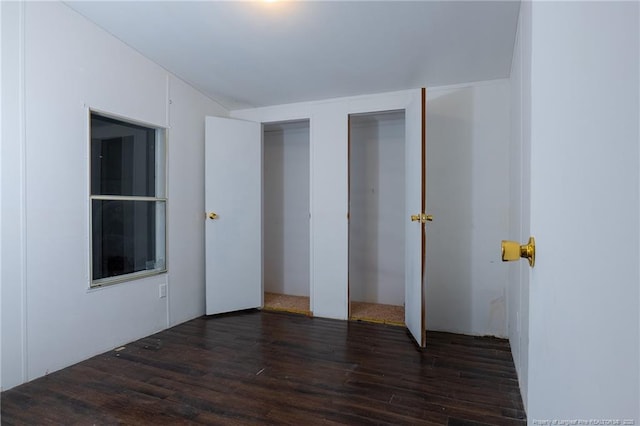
205;116;262;315
404;89;427;347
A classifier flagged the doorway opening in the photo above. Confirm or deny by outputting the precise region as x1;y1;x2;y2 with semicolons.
348;110;406;325
262;120;311;315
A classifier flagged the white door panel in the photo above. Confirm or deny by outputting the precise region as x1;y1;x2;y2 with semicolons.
205;116;262;315
405;89;426;348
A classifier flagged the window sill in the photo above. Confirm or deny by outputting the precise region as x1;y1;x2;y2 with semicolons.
89;268;167;290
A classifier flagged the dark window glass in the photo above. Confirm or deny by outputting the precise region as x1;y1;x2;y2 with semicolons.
92;200;165;280
90;112;165;285
91;115;156;197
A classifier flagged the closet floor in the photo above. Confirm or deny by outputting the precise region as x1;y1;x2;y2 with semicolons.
262;294;404;325
264;292;311;315
350;301;404;326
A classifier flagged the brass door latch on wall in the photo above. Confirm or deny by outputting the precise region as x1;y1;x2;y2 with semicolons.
207;212;219;220
411;213;433;223
501;237;535;267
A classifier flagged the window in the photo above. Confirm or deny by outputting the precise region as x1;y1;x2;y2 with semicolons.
90;112;166;286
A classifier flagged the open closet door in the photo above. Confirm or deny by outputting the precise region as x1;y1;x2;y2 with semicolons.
205;116;262;315
405;88;427;347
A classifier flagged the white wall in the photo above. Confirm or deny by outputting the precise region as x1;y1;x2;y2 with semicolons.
263;121;310;297
0;0;3;390
349;112;405;306
526;2;639;420
425;80;511;337
2;0;27;391
1;1;227;390
167;76;228;326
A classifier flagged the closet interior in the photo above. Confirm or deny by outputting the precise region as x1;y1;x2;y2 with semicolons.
262;120;311;315
349;110;406;325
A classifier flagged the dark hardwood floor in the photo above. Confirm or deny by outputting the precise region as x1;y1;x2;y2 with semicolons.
1;310;525;425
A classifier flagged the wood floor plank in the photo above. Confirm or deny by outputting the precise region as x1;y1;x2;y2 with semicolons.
1;310;526;425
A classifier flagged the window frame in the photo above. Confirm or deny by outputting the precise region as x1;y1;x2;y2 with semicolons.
88;109;168;288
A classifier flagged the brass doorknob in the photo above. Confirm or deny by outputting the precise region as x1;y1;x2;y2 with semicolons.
501;236;535;267
208;212;219;220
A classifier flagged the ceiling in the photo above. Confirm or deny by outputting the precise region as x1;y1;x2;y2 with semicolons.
65;1;520;111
